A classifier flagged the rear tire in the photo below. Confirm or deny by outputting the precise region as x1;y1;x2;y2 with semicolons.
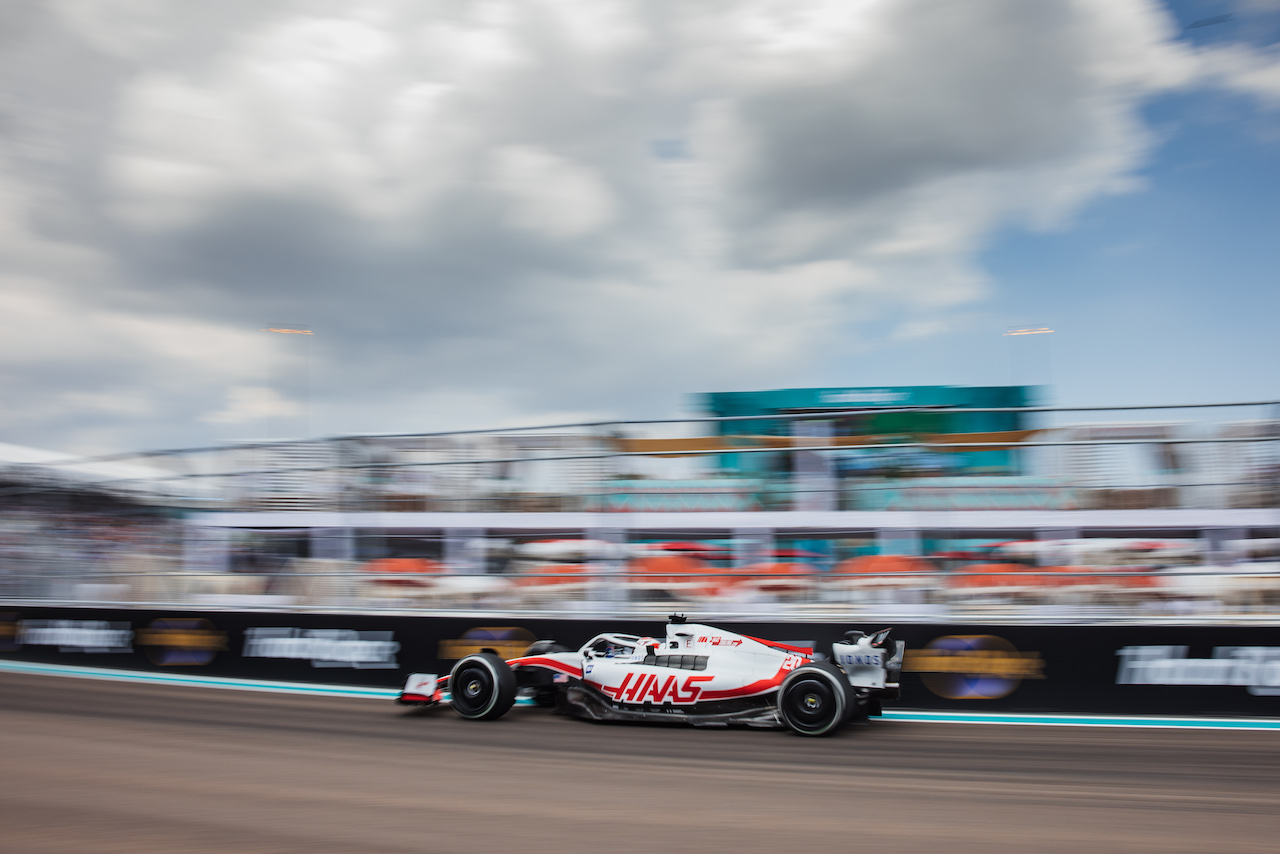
449;653;517;721
778;662;852;737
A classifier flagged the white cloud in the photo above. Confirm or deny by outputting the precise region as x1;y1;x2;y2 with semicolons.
4;0;1278;451
105;9;496;229
51;0;182;58
1197;43;1280;103
0;275;292;446
61;390;153;417
490;145;617;239
892;317;954;342
539;0;647;55
0;280;275;377
202;385;303;425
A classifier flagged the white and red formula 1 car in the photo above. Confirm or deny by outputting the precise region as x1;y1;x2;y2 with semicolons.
398;616;904;736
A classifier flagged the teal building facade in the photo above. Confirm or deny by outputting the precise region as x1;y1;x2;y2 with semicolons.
696;384;1041;479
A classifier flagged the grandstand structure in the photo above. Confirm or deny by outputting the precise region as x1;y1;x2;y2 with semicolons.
1;393;1277;619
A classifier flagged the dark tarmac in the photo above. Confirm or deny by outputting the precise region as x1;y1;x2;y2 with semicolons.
2;670;1278;853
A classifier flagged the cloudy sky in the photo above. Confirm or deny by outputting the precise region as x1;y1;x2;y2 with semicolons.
2;0;1279;455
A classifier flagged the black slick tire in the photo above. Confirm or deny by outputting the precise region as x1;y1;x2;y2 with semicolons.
449;653;517;721
778;662;852;737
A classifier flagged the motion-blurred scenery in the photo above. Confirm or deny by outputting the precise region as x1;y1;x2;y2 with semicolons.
3;2;1279;852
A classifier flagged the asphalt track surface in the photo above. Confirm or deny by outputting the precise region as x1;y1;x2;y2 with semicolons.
3;672;1279;854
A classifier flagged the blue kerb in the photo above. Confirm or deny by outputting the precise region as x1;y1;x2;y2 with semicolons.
3;660;1277;728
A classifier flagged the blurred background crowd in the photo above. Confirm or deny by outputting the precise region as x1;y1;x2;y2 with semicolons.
2;387;1276;621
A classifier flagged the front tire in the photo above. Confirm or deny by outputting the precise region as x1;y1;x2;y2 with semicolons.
778;662;852;737
449;653;517;721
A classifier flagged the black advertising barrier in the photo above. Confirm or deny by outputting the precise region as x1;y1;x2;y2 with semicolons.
3;605;1280;717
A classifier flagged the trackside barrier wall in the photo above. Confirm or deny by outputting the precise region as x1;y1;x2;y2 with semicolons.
2;606;1279;717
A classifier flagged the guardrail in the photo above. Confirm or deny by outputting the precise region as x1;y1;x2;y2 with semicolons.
3;398;1277;513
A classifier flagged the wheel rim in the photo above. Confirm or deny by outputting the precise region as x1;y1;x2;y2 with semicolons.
452;664;493;715
783;676;837;732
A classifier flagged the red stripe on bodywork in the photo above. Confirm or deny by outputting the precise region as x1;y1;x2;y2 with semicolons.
698;667;794;701
738;635;814;655
506;656;583;678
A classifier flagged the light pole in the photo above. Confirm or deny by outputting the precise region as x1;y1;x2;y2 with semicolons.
1003;325;1054;479
262;324;314;439
1003;325;1054;393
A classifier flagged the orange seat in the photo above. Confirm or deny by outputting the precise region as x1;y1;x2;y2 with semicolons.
733;562;818;593
1044;565;1162;590
831;555;936;588
628;555;710;582
361;558;443;587
516;563;588;587
627;555;720;596
949;563;1028;589
833;555;934;575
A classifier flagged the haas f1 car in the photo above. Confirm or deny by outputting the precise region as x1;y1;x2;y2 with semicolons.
398;617;904;736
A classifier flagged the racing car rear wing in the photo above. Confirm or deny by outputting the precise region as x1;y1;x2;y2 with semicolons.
831;629;904;690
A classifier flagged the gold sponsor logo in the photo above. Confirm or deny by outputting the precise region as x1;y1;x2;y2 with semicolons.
136;618;227;666
904;649;1045;679
438;627;537;661
0;613;16;651
904;635;1045;700
135;629;227;650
